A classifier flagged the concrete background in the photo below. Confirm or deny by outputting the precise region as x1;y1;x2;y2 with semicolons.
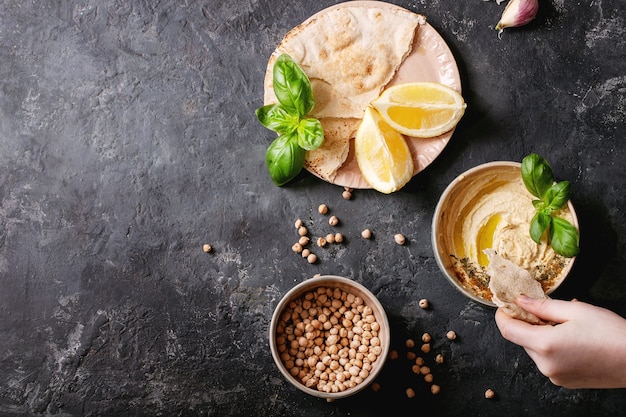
0;0;625;416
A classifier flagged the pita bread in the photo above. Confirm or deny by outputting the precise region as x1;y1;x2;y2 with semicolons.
484;249;549;325
263;5;424;182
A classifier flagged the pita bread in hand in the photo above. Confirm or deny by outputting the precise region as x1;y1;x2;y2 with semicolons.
484;249;549;325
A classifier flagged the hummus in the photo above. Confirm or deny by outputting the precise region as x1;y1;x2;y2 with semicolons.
438;163;575;302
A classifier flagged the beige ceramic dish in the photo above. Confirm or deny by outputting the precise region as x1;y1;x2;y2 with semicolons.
431;161;579;307
269;275;390;399
264;1;462;189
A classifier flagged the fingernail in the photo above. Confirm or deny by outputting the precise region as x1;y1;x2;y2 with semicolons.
517;295;532;304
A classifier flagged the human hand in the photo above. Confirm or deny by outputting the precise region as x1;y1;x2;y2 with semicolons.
495;295;626;389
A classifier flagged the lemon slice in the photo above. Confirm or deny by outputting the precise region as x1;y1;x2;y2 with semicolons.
355;106;415;194
371;82;467;138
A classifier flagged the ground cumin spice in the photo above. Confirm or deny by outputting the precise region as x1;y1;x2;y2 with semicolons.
450;254;569;301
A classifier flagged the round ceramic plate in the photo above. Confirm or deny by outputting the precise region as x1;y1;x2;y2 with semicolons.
267;1;462;189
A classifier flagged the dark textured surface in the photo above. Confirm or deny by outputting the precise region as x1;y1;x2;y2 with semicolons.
0;0;625;416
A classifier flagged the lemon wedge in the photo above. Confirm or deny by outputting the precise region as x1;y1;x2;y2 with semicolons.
371;82;466;138
355;106;414;194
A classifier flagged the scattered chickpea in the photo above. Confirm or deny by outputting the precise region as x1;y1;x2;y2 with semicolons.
405;338;415;348
411;364;421;374
485;389;495;399
371;382;381;392
202;244;212;253
394;233;406;245
328;215;339;226
418;299;429;309
419;366;431;375
302;248;311;258
421;333;431;343
292;243;303;253
415;357;424;366
334;233;344;243
361;229;372;239
325;233;335;244
431;384;441;395
307;253;317;264
318;204;328;215
406;351;416;361
421;343;431;354
299;236;310;246
295;219;304;229
317;237;327;247
342;190;352;200
389;350;399;360
405;388;416;399
446;330;457;340
424;373;434;383
435;353;444;364
298;226;308;236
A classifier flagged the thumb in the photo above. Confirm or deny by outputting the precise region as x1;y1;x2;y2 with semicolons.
516;296;575;324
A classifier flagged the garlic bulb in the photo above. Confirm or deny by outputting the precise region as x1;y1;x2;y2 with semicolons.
496;0;539;31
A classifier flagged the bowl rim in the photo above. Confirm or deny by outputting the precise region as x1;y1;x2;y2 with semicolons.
269;274;391;399
431;161;579;307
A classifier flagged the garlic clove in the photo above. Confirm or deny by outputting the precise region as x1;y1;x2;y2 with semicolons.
495;0;539;31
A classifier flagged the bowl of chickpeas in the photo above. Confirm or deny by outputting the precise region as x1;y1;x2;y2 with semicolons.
269;275;391;399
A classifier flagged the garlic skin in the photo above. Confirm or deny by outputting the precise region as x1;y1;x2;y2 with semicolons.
496;0;539;31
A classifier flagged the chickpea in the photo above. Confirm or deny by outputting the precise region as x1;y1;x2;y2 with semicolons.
389;350;398;360
329;215;339;226
361;229;372;239
431;384;441;395
302;248;311;258
307;253;317;264
394;233;406;245
411;364;421;374
424;373;434;383
371;382;381;392
342;190;352;200
446;330;457;340
334;233;344;243
485;389;495;399
406;351;416;361
405;388;416;399
421;332;431;343
202;243;212;253
415;356;424;366
295;219;303;229
318;204;328;215
326;233;335;244
419;298;429;309
299;236;310;246
317;237;327;247
421;343;431;354
298;226;308;236
292;243;303;253
435;353;444;364
419;366;431;375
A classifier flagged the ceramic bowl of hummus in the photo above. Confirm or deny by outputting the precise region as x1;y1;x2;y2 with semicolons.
269;275;390;399
431;161;579;307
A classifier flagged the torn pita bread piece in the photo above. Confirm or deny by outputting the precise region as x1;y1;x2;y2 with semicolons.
484;249;549;325
263;5;425;183
304;118;360;183
264;6;424;118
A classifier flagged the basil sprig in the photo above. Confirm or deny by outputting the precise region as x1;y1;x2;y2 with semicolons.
256;54;324;186
521;153;580;257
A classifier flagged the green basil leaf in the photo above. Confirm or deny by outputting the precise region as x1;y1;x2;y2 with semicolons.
532;199;547;212
265;132;306;186
550;217;580;257
543;181;570;211
272;54;314;118
521;153;554;198
296;118;324;151
255;104;299;134
530;211;552;243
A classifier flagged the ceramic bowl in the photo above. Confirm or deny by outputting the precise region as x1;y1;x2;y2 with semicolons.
269;275;390;399
431;161;579;307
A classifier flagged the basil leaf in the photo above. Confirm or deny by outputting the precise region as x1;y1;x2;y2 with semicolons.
265;132;306;186
530;211;552;243
550;217;580;257
521;153;554;198
255;104;299;134
272;54;315;118
543;181;570;211
296;118;324;151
